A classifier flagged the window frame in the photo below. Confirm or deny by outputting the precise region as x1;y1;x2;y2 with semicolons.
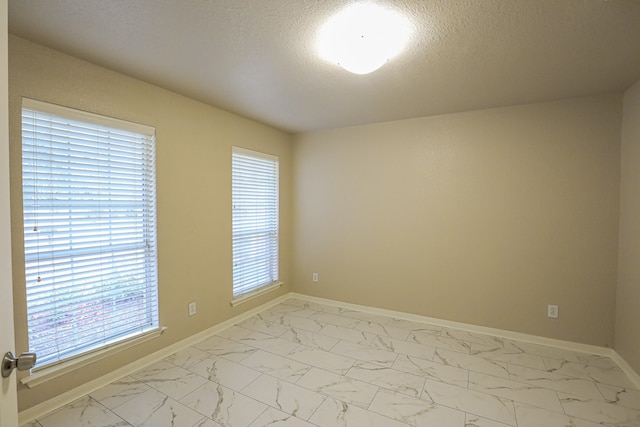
20;98;160;370
231;146;281;305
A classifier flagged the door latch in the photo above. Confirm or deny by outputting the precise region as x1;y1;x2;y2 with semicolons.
2;351;37;378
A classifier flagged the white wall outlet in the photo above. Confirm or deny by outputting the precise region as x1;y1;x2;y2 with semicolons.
312;272;318;282
188;301;197;316
547;304;559;319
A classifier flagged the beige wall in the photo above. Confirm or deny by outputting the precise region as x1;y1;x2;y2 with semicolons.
616;79;640;373
8;36;293;410
8;33;634;411
293;95;622;347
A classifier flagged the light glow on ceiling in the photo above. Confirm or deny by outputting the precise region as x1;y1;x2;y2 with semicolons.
317;2;413;75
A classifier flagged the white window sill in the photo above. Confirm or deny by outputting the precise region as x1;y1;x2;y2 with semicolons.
230;281;284;307
21;326;167;389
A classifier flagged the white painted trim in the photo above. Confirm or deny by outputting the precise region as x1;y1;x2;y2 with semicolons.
18;293;290;425
287;293;612;357
287;294;640;385
232;146;279;162
19;291;640;424
230;281;284;307
610;350;640;390
22;97;155;136
22;327;167;389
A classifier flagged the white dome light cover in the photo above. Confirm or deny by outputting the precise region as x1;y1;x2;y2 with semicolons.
317;2;413;75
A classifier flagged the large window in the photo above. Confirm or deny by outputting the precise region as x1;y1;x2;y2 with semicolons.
232;147;279;300
21;99;159;368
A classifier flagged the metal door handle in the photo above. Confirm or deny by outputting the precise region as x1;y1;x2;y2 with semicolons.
2;351;37;378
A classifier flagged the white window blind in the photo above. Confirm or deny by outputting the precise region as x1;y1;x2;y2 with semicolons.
21;98;159;368
232;147;279;298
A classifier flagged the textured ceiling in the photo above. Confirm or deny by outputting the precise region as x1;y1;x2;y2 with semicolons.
8;0;640;133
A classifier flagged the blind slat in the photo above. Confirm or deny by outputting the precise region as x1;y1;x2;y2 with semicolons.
232;147;279;298
22;101;159;368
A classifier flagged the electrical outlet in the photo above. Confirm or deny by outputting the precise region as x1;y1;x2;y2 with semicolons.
312;272;318;282
188;302;197;316
547;304;558;319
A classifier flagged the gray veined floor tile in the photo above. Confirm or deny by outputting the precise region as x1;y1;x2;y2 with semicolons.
384;318;443;334
441;328;505;348
465;413;513;427
238;330;301;356
131;360;209;400
409;330;472;354
354;319;412;340
422;379;517;426
309;304;358;316
597;382;640;411
319;323;377;345
193;334;258;362
164;346;212;369
254;308;289;323
187;355;262;391
544;358;639;390
308;397;411;427
558;392;640;427
468;371;564;413
241;374;326;420
214;324;255;341
273;313;327;333
331;340;398;367
433;348;510;379
347;361;426;398
279;326;340;351
308;311;361;328
37;396;130;427
240;349;311;382
393;354;470;388
507;364;603;400
192;418;224;427
248;407;318;427
470;343;546;371
370;335;437;360
25;297;640;427
237;315;290;337
369;387;466;426
89;376;151;410
111;388;204;427
286;345;356;375
337;309;393;325
180;381;268;426
514;402;608;427
502;340;581;364
574;352;622;370
296;367;379;408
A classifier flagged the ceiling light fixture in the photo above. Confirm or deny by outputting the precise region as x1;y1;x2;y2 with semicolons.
317;2;413;75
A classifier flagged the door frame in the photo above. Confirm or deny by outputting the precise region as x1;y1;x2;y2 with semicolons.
0;0;19;425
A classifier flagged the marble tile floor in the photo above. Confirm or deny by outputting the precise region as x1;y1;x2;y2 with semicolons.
21;298;640;427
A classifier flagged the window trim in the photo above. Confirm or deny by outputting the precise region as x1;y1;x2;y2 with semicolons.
20;98;160;370
23;98;155;136
20;326;167;388
231;146;280;302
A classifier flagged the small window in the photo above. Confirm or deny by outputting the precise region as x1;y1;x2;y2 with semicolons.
21;99;159;368
232;147;279;299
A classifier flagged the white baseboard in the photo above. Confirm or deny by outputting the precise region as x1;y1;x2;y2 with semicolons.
287;292;640;388
287;293;609;355
19;291;640;424
18;293;291;425
610;349;640;390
